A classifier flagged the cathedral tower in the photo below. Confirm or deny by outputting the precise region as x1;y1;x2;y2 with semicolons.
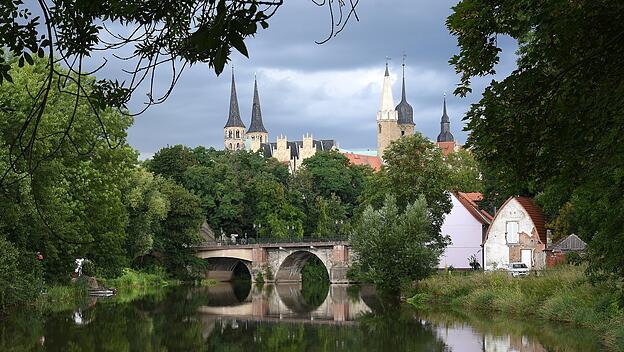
436;95;455;143
395;61;415;137
246;77;269;144
224;68;246;150
436;94;457;156
376;63;401;159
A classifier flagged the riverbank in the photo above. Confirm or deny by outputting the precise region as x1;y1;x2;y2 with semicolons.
407;265;624;351
30;268;218;312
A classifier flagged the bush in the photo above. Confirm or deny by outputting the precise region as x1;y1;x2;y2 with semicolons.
0;237;43;312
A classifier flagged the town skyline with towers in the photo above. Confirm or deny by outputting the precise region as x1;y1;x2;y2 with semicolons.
224;60;458;163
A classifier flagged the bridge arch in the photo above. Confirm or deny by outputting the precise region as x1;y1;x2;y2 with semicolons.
205;257;252;282
274;250;330;283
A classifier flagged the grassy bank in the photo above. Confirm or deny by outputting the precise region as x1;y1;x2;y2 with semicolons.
408;265;624;350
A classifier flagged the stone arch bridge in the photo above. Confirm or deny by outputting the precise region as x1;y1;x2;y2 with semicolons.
195;240;353;283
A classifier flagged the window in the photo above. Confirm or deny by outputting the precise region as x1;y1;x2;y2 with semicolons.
401;130;405;136
229;143;232;149
236;130;240;138
236;143;240;149
260;136;263;143
506;221;519;243
228;130;233;138
378;124;382;134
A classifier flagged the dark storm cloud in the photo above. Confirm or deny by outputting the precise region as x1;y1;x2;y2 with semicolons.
115;0;518;158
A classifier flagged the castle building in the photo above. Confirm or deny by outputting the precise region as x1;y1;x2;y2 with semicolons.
223;70;336;172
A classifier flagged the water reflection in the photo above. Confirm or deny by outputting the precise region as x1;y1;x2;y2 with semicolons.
0;283;605;351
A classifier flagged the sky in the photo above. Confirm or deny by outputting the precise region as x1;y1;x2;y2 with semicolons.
107;0;518;159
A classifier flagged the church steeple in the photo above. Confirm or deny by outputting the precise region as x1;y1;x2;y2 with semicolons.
224;67;246;151
437;94;455;142
246;76;269;144
395;61;414;126
377;62;398;121
247;77;268;133
224;68;245;128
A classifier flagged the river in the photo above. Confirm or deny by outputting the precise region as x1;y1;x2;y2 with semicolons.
0;282;606;351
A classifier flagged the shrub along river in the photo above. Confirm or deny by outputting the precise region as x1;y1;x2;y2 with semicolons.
0;280;606;351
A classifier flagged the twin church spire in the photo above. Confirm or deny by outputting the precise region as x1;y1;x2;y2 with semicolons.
224;69;268;150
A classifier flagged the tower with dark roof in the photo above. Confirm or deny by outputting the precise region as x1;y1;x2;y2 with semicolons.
395;62;415;137
436;95;455;143
224;68;246;150
246;77;269;144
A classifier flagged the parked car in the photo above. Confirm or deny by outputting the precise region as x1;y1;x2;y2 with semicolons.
507;262;530;277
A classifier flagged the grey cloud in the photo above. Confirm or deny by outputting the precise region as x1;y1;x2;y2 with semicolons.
121;0;518;155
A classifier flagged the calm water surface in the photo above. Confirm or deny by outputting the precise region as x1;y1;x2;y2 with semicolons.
0;282;605;351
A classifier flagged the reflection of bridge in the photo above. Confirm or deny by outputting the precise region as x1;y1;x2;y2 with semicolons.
195;240;353;283
196;283;376;326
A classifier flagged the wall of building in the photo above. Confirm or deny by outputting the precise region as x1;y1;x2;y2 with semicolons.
484;198;545;270
377;120;403;159
438;194;484;269
224;127;246;150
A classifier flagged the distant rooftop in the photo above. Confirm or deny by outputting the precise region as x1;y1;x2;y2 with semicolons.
338;148;378;157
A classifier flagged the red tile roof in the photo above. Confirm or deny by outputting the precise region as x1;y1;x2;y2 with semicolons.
454;192;493;224
343;152;382;171
515;196;548;244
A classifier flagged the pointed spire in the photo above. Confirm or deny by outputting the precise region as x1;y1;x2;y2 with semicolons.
377;61;397;120
395;58;414;125
224;66;245;128
437;93;455;142
247;76;268;133
442;93;449;121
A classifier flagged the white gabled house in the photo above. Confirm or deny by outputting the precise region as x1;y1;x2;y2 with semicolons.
483;196;548;271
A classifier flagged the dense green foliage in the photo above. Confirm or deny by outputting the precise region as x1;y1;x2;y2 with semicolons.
148;148;369;239
447;1;624;279
409;266;624;350
350;195;449;293
361;134;452;233
0;58;204;296
446;149;483;193
0;236;43;311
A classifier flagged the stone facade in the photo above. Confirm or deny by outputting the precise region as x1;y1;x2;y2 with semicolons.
224;126;246;150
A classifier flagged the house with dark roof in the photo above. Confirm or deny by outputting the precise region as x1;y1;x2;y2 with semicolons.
438;192;492;269
483;196;549;270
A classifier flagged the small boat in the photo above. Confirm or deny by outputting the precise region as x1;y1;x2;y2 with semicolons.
88;287;117;297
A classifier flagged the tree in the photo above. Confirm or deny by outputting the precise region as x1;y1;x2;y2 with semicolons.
446;149;483;193
361;134;452;234
350;195;449;293
302;150;370;212
124;168;170;261
0;57;137;280
447;1;624;278
147;145;198;185
154;179;204;278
